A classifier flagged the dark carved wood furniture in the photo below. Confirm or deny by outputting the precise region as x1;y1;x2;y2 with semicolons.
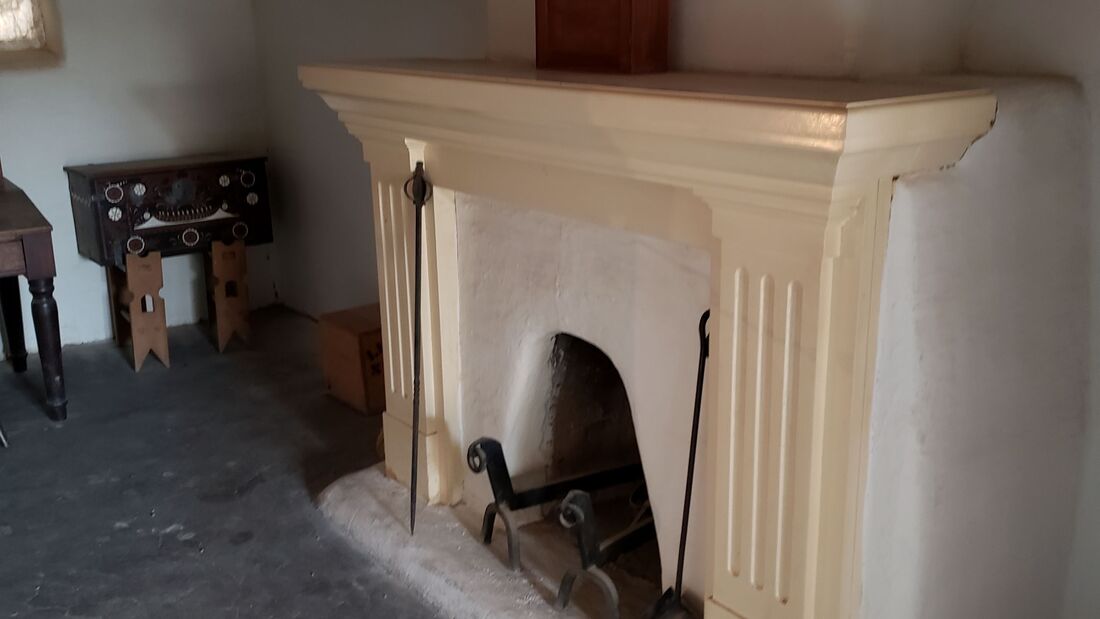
536;0;669;73
0;173;68;424
64;154;271;368
64;154;271;269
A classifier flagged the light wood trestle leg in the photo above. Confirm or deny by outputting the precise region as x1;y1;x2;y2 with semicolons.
205;240;250;352
107;252;170;372
106;242;251;370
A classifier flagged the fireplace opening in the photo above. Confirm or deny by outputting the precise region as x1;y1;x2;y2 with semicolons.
542;333;640;483
465;332;663;616
541;333;662;612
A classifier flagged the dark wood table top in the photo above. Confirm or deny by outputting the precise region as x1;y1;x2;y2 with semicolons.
0;177;52;243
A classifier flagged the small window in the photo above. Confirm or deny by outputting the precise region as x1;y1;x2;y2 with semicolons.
0;0;61;69
0;0;45;50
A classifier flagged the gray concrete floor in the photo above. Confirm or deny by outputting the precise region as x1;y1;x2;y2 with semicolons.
0;308;437;619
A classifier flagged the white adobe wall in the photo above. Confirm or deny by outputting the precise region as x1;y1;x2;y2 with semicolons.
865;78;1089;619
962;8;1100;617
0;0;273;349
250;0;486;318
454;194;713;605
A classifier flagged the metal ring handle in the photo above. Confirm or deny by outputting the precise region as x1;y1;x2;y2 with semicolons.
559;503;585;529
467;443;487;473
403;168;433;204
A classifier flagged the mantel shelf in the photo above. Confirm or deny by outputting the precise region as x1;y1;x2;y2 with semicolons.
300;59;995;191
303;59;993;108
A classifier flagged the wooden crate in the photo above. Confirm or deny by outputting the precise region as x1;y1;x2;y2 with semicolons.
319;304;385;414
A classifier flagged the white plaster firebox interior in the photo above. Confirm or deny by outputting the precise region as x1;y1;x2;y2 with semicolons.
301;60;995;619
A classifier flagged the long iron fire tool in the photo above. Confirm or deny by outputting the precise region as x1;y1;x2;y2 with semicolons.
647;309;710;618
403;162;432;535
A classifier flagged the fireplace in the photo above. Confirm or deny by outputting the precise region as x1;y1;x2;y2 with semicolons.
301;60;996;618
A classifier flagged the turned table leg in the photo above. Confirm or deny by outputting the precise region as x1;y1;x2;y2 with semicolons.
0;276;27;373
28;278;66;421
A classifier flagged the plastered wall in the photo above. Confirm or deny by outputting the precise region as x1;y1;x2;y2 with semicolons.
251;0;486;318
962;8;1100;616
0;0;273;349
865;78;1089;619
0;0;488;348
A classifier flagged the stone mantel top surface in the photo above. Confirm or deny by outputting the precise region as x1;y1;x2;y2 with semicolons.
302;58;989;108
300;58;996;191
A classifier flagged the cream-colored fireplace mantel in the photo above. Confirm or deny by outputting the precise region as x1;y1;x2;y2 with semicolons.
300;60;995;619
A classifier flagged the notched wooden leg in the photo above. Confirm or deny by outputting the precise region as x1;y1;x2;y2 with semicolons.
28;278;67;421
206;240;250;352
113;253;170;371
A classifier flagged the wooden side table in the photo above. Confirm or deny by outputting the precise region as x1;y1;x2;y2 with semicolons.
0;175;67;423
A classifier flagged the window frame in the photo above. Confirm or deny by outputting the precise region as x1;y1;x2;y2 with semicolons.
0;0;62;70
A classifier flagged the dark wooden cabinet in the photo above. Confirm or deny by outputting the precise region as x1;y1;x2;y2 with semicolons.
536;0;669;74
64;154;273;269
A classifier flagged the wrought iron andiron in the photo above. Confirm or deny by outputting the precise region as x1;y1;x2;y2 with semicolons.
555;489;657;619
466;437;645;570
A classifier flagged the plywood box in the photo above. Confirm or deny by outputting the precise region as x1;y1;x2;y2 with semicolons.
319;304;385;414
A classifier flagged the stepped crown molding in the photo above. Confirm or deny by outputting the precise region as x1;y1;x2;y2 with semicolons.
300;59;995;198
